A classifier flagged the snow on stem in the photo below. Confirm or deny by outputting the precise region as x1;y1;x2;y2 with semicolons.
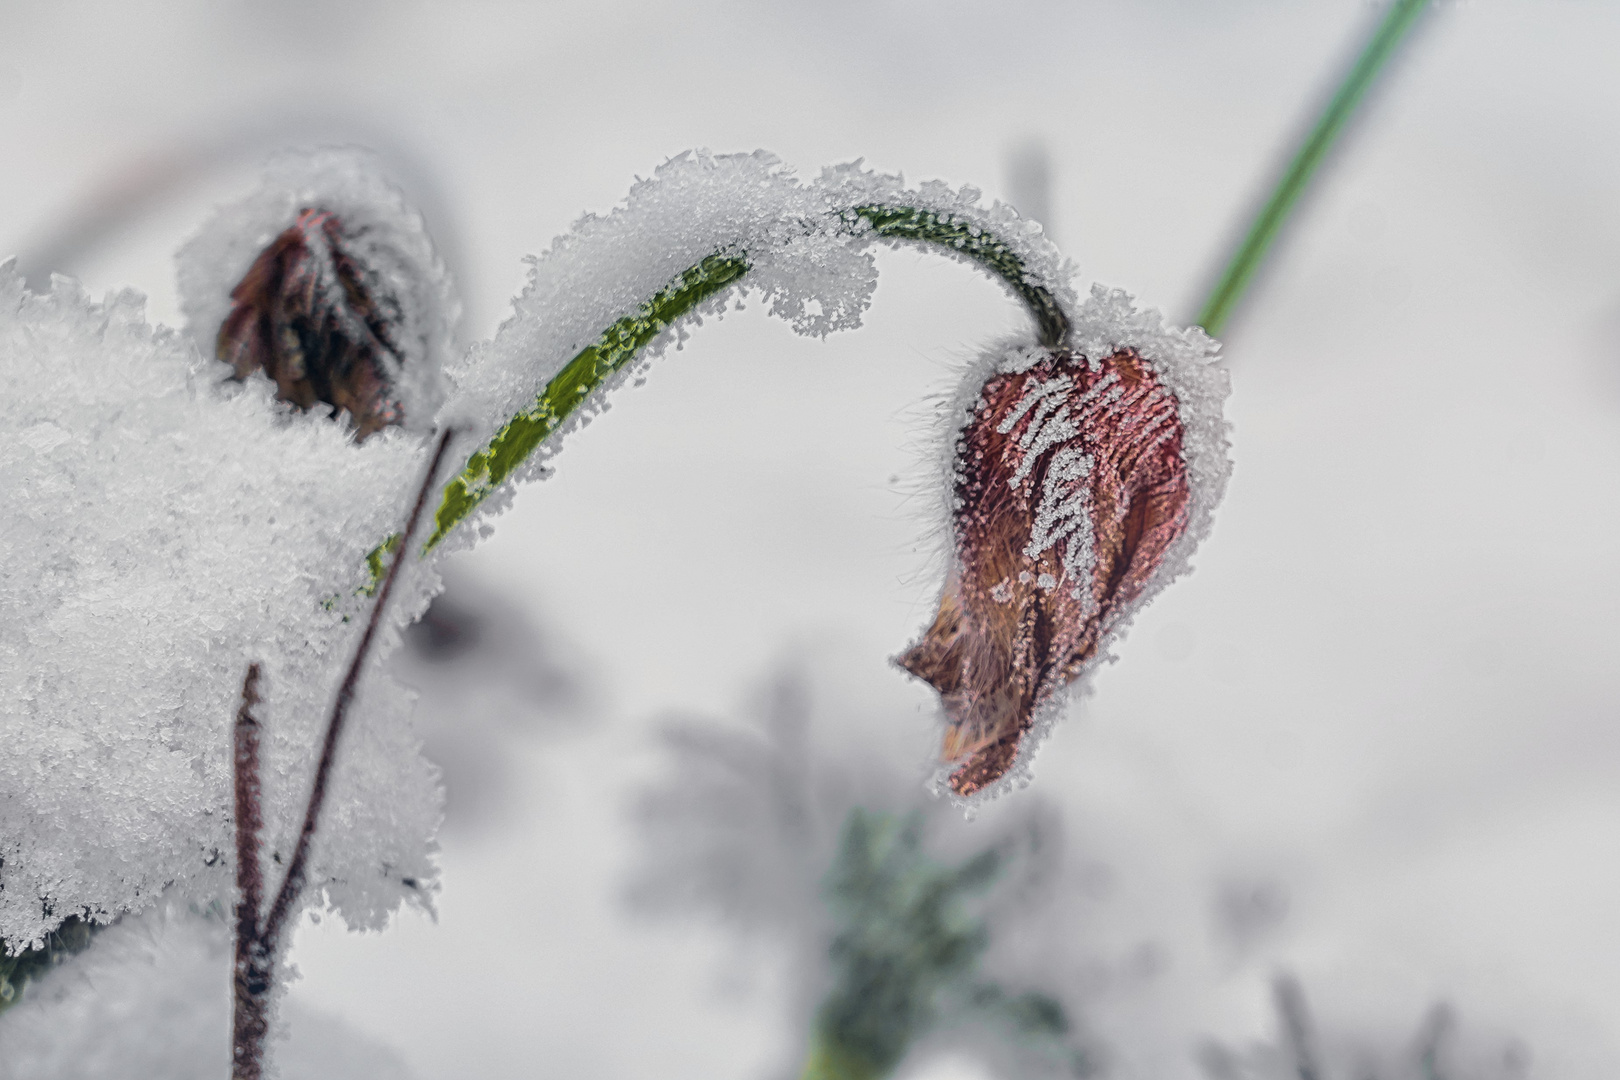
385;152;1223;804
422;199;1071;553
849;204;1069;347
424;253;750;549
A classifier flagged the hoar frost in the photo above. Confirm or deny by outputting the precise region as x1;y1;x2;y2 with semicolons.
0;145;1228;951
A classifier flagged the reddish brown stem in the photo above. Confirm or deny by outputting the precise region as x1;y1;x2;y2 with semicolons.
231;664;271;1080
230;427;455;1080
262;425;454;942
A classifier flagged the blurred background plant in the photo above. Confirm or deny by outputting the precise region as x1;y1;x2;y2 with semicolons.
1196;976;1529;1080
629;666;1530;1080
628;671;1104;1080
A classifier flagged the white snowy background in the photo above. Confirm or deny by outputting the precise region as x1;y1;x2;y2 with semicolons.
3;1;1619;1077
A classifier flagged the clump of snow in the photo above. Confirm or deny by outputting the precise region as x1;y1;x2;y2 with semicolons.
427;150;880;545
0;268;442;951
176;146;460;433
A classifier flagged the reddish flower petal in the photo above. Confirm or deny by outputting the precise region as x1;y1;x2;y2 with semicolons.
899;347;1191;798
217;208;407;440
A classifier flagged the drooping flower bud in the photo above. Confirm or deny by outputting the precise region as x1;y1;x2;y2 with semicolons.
216;208;408;440
900;345;1194;799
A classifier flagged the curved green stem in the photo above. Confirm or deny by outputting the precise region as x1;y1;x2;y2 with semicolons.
415;205;1068;556
1197;0;1430;337
422;254;748;551
850;205;1069;347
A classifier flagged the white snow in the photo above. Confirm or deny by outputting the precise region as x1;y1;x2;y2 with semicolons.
0;268;442;950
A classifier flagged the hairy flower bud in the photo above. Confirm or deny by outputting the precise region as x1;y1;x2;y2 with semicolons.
901;346;1192;798
217;208;409;439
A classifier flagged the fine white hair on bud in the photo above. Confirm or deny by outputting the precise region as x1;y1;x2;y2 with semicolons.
902;289;1229;805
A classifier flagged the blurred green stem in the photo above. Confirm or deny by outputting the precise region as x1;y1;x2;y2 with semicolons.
1197;0;1430;337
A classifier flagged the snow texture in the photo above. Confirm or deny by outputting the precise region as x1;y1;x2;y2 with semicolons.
0;268;443;950
924;291;1230;808
427;150;871;544
0;906;419;1080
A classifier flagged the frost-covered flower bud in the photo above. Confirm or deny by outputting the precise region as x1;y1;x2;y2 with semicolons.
179;148;457;442
216;208;409;439
901;345;1195;799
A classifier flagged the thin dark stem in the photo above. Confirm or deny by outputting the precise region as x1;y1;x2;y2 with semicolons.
262;426;456;947
229;428;454;1080
231;663;270;1080
233;664;266;933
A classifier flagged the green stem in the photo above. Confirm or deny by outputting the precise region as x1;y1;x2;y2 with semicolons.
1196;0;1430;337
417;204;1068;556
851;205;1069;347
422;254;749;551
